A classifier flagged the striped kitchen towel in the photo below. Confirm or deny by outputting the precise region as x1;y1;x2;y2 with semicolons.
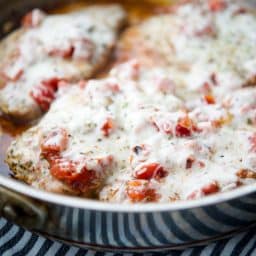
0;218;255;256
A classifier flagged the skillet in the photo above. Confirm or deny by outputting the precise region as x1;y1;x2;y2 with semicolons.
0;0;256;252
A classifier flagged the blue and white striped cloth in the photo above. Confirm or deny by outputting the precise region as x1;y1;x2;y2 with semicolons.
0;218;255;256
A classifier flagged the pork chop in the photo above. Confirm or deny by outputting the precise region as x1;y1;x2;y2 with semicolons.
6;61;183;197
0;5;126;123
117;0;256;97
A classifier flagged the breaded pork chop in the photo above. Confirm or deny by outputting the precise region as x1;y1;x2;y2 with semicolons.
6;61;256;202
6;61;184;197
117;0;256;97
0;5;126;123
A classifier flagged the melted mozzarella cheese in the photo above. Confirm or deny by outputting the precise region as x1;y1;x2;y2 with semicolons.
0;5;126;120
7;0;256;203
10;58;256;203
121;0;256;98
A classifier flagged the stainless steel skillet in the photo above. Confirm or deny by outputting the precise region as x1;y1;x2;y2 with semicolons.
0;0;256;253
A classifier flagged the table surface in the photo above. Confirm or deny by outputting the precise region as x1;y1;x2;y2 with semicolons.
0;218;255;256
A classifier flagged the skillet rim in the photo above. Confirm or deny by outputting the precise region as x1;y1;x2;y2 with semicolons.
0;174;255;213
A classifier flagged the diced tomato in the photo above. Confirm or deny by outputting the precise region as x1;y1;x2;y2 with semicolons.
208;0;227;12
22;9;45;28
101;118;114;137
201;182;219;195
49;154;113;192
42;78;62;90
134;163;167;180
30;78;61;111
176;124;191;137
50;158;78;182
30;84;55;111
126;180;159;202
237;169;256;179
41;128;69;157
179;116;193;128
204;94;216;105
175;116;194;137
50;158;96;191
187;182;219;200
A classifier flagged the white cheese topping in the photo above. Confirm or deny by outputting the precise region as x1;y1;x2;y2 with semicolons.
11;58;256;202
124;0;256;99
7;0;256;203
0;5;126;120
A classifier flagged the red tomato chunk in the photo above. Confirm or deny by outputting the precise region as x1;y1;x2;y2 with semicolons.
126;180;159;202
134;163;167;180
175;124;191;137
101;118;114;137
50;158;97;192
175;116;195;137
201;182;219;195
41;128;69;156
30;78;62;111
204;94;216;105
187;182;219;199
